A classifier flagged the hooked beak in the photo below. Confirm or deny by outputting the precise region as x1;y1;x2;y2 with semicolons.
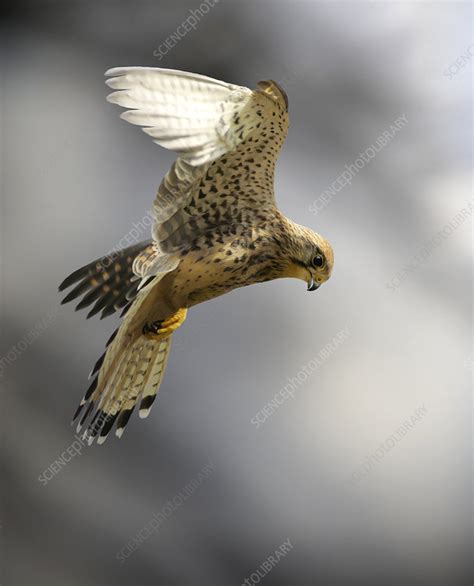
307;276;320;292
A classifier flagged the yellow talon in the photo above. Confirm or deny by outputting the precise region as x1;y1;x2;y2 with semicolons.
142;308;187;339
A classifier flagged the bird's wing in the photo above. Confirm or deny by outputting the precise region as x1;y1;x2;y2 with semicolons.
58;240;153;319
106;66;256;165
105;67;289;269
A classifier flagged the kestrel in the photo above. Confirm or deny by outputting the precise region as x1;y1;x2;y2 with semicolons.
60;67;334;444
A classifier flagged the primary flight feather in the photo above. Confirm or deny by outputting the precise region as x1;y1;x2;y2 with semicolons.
59;67;334;445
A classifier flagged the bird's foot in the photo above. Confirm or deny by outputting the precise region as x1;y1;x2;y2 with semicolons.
142;307;187;339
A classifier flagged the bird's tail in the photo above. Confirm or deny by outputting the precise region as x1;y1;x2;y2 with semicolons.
72;284;173;445
60;240;185;444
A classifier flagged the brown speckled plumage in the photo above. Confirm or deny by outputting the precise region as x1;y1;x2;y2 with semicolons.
60;67;334;444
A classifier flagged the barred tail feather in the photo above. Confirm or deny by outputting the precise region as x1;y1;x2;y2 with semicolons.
139;338;172;419
73;330;173;445
69;268;179;445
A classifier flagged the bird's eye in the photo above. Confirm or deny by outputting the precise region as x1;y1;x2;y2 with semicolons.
311;253;325;269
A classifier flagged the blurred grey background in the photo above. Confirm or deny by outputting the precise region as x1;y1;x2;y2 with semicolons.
1;1;472;585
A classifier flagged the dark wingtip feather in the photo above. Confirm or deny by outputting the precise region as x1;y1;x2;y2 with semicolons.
86;292;114;319
58;266;89;292
100;304;117;320
114;296;130;310
120;302;133;317
75;287;103;312
105;328;118;347
125;283;140;301
89;354;105;379
61;240;153;319
61;280;91;305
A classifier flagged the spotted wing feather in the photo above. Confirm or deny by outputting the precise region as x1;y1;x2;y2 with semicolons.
59;240;153;318
105;68;289;261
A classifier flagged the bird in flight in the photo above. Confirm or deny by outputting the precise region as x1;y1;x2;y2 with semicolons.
60;67;334;445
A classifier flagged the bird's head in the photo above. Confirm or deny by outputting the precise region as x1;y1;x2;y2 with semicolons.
283;223;334;291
